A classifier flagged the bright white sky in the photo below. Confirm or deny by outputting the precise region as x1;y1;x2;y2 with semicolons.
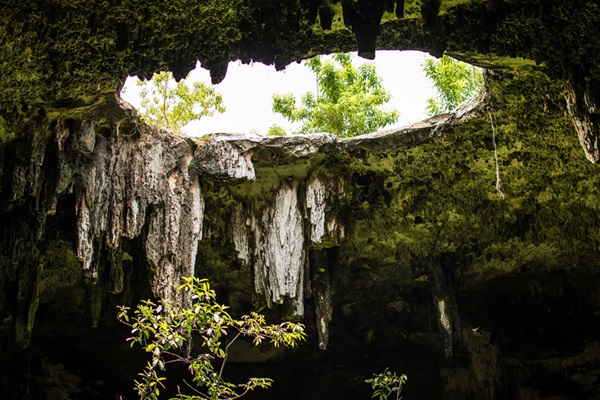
120;50;436;136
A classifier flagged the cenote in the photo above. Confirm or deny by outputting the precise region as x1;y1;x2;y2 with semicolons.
1;1;600;399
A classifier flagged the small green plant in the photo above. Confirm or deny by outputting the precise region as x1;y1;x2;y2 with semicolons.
117;277;306;399
266;125;287;137
365;369;407;400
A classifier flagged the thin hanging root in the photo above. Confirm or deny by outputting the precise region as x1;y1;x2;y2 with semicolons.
489;112;505;199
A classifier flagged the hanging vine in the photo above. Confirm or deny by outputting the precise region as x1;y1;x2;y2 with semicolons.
489;111;505;199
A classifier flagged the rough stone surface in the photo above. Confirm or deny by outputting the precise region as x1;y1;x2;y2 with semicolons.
193;137;256;181
232;181;306;316
566;79;600;163
306;175;328;244
1;1;600;399
306;172;345;246
2;0;599;161
74;130;202;307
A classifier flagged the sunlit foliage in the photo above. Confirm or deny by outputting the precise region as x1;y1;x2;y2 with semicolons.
137;72;225;133
272;54;399;137
423;55;483;115
366;369;407;400
118;277;306;399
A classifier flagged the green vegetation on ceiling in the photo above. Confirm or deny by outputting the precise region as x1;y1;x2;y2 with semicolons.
337;70;600;283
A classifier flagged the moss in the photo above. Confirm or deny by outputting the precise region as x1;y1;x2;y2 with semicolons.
0;0;242;110
439;0;482;16
322;2;345;30
334;70;600;290
404;0;426;19
490;2;600;79
447;52;540;71
37;241;84;305
1;0;599;124
0;115;16;143
195;232;256;313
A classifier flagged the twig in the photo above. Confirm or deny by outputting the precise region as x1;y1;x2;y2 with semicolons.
217;331;243;388
161;350;190;364
396;382;403;400
182;379;210;399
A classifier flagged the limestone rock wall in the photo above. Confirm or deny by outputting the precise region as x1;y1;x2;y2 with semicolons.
73;127;204;305
0;99;206;338
1;72;600;399
1;0;600;397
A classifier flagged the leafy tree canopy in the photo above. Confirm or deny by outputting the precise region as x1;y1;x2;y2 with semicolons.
137;72;225;134
423;55;483;116
272;53;399;138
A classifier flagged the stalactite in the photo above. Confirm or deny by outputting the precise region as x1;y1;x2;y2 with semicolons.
305;174;343;349
232;181;306;317
431;259;461;358
229;164;347;319
315;278;333;350
232;203;252;266
306;172;345;246
255;181;306;316
69;120;204;308
435;298;453;358
310;249;334;350
489;112;505;199
306;175;327;244
9;158;28;205
565;79;600;163
75;198;95;280
232;172;343;329
108;246;124;294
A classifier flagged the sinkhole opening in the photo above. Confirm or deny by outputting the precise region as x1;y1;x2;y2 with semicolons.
119;51;484;138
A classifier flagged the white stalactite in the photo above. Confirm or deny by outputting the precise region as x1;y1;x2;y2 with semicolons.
232;181;306;317
232;204;252;266
73;129;204;308
256;181;305;315
306;173;345;246
437;299;454;358
75;198;95;280
306;175;327;244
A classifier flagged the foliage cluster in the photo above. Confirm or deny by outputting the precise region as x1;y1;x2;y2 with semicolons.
365;369;407;400
117;277;306;400
423;55;483;115
137;72;225;133
271;53;399;137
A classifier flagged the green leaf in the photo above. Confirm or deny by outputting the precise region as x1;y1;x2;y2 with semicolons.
137;72;225;134
272;54;399;137
422;55;483;115
119;276;307;400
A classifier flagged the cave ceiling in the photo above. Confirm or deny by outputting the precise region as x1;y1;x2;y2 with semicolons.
0;0;598;102
2;0;599;161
